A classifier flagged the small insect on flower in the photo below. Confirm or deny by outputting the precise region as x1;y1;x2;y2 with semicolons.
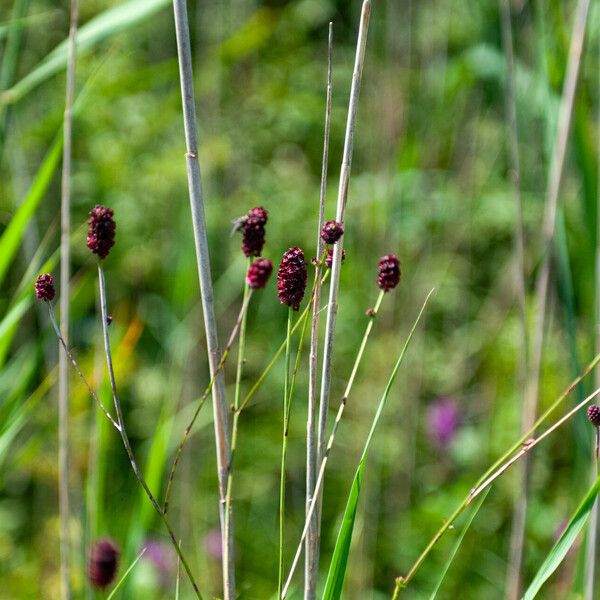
34;273;55;301
588;404;600;427
246;258;273;289
87;538;120;589
277;247;307;310
240;206;268;257
376;254;401;292
325;248;346;269
321;220;344;245
87;205;116;260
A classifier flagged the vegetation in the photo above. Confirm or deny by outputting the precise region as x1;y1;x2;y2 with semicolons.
2;0;600;598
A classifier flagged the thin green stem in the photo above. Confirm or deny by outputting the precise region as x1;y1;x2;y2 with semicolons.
163;287;253;513
392;355;600;596
281;289;386;597
96;266;202;599
278;307;294;599
223;260;251;583
238;270;330;415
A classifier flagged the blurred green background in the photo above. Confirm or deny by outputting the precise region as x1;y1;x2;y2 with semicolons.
2;0;600;598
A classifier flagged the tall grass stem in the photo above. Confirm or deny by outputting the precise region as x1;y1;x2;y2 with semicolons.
306;24;334;599
171;1;233;596
315;0;371;573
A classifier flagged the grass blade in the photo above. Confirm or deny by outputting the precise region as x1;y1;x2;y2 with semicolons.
106;547;146;600
2;0;170;104
522;475;600;600
429;488;490;600
321;290;432;600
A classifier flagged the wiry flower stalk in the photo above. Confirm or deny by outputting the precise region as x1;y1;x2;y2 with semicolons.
171;1;233;596
306;22;333;600
315;2;372;568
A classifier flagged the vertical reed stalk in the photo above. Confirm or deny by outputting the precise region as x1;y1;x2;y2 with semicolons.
315;0;371;566
584;44;600;600
509;0;590;593
223;260;251;584
96;266;203;599
278;307;294;599
282;290;385;598
58;3;78;597
305;22;333;600
498;1;530;597
171;2;234;597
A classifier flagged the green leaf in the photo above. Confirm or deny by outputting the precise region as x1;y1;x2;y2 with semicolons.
522;475;600;600
429;488;490;599
322;290;433;600
106;547;147;600
2;0;171;104
0;134;62;288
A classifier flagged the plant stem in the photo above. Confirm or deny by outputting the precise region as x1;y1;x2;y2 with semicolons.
171;1;233;596
97;266;202;599
315;1;372;569
47;303;120;431
58;2;77;597
163;287;253;513
238;269;330;415
306;23;333;600
281;289;387;598
278;307;294;599
223;259;251;585
585;427;600;600
392;365;600;596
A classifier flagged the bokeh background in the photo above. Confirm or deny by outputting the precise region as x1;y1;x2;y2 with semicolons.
1;0;600;598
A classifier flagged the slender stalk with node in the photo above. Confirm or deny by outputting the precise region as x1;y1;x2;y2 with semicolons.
171;1;233;596
390;353;600;597
306;24;333;599
315;1;372;565
58;1;78;597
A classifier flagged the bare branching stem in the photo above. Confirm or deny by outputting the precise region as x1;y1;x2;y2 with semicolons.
163;287;254;514
171;1;233;596
223;261;252;583
392;352;600;596
58;4;78;595
97;266;203;599
305;24;333;599
315;0;372;570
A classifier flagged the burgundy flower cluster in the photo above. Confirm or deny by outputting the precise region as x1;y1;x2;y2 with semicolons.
247;258;273;289
87;205;116;260
321;220;344;245
87;538;120;589
376;255;401;292
34;273;55;301
277;247;307;310
325;248;346;269
242;206;268;257
588;405;600;427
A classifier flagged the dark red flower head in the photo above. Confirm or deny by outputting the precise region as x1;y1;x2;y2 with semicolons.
277;247;307;310
321;220;344;245
325;248;346;269
87;205;116;260
87;538;120;589
376;255;401;292
242;206;268;257
246;258;273;289
34;273;55;301
588;405;600;427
